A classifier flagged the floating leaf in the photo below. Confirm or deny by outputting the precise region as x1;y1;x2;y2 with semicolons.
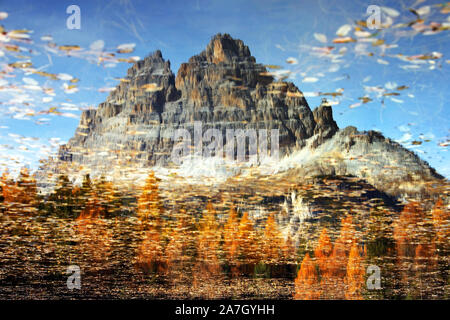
58;45;81;51
9;61;32;68
98;87;116;93
286;57;298;65
117;43;136;54
416;5;431;16
32;70;58;80
390;98;404;103
302;77;319;83
57;73;73;81
314;33;327;43
336;24;352;37
22;77;38;86
5;44;20;52
265;65;281;69
372;39;385;46
40;35;53;42
381;6;400;17
349;102;361;109
354;31;371;38
358;96;372;103
319;92;342;97
8;30;31;40
332;37;356;44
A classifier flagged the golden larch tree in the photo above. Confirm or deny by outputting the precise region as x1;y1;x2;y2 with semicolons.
294;253;321;300
345;242;366;300
262;213;283;264
314;228;333;276
223;206;239;263
137;171;163;226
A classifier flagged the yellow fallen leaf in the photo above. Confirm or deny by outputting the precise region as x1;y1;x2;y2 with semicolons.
58;45;81;51
5;44;20;52
372;39;385;46
264;65;281;69
332;37;356;44
9;61;32;68
358;96;372;103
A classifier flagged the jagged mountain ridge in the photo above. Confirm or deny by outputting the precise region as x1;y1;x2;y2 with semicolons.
59;34;324;166
50;33;442;196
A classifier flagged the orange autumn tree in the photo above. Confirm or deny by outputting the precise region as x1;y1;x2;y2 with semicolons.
0;168;37;214
0;170;17;214
414;241;437;273
294;253;321;300
135;171;166;274
393;201;443;298
313;227;338;298
261;213;283;264
223;206;239;263
281;235;297;264
94;176;122;217
393;202;423;261
329;215;356;278
320;216;361;299
15;167;38;213
192;202;223;296
137;171;163;226
77;193;106;220
431;199;449;247
230;212;259;275
413;240;439;298
195;202;222;276
345;242;366;300
165;210;196;280
314;228;333;276
75;191;112;265
136;226;167;275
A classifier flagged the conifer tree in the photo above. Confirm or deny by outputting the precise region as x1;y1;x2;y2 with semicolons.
314;228;333;277
345;242;365;300
262;213;283;264
223;206;239;263
137;171;163;227
294;253;321;300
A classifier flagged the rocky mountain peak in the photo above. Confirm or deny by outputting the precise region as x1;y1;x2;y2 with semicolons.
175;34;274;104
126;50;167;76
104;50;180;110
203;33;252;64
311;99;339;147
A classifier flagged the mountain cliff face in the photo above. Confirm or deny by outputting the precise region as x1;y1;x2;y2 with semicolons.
59;34;323;168
50;33;442;196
